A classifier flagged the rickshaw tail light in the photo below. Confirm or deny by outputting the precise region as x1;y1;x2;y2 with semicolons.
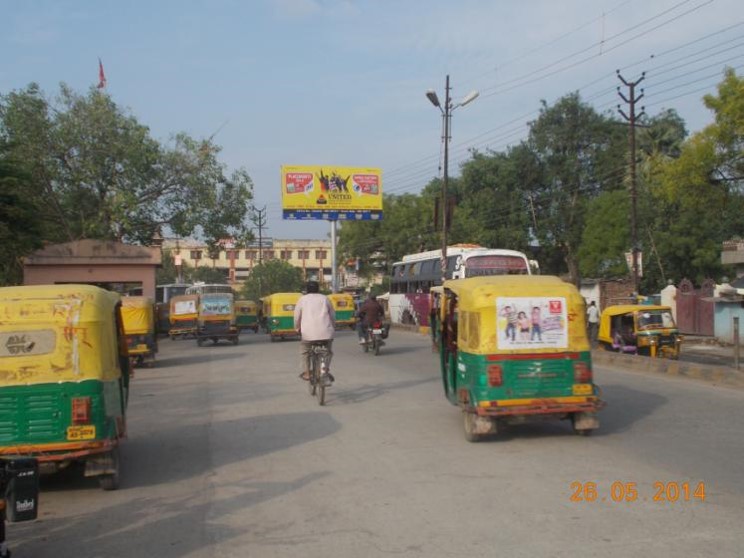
487;365;503;387
573;362;592;384
72;397;91;424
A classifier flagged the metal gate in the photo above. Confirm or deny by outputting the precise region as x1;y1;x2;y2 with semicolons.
676;278;715;336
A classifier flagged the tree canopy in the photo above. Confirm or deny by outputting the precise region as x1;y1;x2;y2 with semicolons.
0;83;254;284
240;260;304;301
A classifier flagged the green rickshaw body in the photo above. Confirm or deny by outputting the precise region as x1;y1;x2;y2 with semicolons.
437;276;604;440
328;293;356;329
0;285;130;484
263;293;301;341
235;300;260;332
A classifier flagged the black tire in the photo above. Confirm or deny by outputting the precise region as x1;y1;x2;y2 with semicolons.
197;337;204;347
317;382;326;406
212;338;218;345
363;340;369;353
463;411;483;443
232;336;239;346
98;447;120;491
373;338;380;356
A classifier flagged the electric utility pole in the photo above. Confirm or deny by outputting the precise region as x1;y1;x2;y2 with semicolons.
252;206;267;265
617;70;645;295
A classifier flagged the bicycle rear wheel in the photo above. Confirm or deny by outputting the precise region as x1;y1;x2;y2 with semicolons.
315;351;326;406
308;355;317;396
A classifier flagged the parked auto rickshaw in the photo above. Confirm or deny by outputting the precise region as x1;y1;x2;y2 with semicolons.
0;285;130;490
121;296;158;367
328;293;356;329
598;304;681;359
235;300;260;332
435;276;605;441
196;292;239;346
263;292;302;341
169;294;199;339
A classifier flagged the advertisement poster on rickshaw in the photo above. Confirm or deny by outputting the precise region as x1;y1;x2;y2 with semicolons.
496;297;568;350
174;299;197;315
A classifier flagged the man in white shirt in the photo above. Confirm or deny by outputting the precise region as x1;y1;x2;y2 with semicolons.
294;281;335;382
586;301;600;347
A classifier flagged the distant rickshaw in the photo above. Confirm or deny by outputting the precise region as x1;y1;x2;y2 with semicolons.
435;276;605;441
235;300;260;332
196;292;239;346
0;285;130;490
328;293;356;329
121;296;158;367
263;293;302;341
598;305;681;359
169;294;199;339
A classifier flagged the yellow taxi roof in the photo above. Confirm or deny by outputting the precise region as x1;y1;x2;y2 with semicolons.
0;284;120;319
121;295;155;308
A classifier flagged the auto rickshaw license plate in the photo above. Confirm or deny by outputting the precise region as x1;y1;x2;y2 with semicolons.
67;425;96;441
572;384;593;396
372;329;383;334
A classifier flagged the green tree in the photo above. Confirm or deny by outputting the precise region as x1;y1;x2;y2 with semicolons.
0;144;44;284
338;193;437;273
0;83;254;247
648;69;744;285
190;266;229;284
240;260;303;301
526;93;626;284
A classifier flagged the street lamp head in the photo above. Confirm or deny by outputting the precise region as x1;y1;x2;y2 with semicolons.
458;90;479;107
426;89;441;108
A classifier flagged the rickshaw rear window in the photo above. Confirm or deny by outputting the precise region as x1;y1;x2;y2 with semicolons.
200;298;232;316
282;304;296;311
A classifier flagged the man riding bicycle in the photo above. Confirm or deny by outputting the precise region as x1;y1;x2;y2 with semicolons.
294;281;335;383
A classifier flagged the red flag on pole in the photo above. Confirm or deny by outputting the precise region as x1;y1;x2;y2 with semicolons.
97;58;107;89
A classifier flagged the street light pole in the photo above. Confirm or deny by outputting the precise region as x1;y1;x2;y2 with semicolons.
441;75;451;283
426;76;478;283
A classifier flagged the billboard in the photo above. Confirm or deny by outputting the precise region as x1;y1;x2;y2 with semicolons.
281;165;383;221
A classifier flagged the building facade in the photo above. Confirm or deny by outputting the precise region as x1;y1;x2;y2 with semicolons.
163;238;334;286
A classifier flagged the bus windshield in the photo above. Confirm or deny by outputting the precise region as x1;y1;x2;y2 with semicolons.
464;255;530;276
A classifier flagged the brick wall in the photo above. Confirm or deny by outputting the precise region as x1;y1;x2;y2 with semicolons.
600;278;636;309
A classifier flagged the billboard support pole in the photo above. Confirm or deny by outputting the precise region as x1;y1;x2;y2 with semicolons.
330;220;338;293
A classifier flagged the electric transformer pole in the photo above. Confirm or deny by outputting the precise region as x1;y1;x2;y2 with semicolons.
617;70;645;296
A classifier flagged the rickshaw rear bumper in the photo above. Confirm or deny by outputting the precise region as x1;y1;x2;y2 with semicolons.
475;398;606;418
0;439;117;463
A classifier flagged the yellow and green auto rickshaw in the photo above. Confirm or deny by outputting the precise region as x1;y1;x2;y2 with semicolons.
436;276;605;441
598;304;681;359
0;284;130;490
169;294;199;339
196;292;239;346
235;300;260;332
328;293;356;329
264;293;301;341
121;296;158;367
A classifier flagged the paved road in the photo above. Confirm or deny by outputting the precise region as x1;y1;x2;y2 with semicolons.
9;330;744;558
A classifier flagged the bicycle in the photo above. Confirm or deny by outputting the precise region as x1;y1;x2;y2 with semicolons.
307;341;332;406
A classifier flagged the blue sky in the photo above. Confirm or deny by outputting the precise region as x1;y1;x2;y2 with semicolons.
3;0;742;240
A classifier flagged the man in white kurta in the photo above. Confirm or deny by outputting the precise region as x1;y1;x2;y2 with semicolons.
294;281;335;382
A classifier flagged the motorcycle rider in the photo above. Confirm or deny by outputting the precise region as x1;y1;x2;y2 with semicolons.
357;292;385;344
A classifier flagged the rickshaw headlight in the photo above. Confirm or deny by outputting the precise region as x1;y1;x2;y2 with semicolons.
573;361;592;384
487;365;503;387
71;397;91;425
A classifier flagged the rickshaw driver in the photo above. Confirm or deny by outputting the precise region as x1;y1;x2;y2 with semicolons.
294;281;336;383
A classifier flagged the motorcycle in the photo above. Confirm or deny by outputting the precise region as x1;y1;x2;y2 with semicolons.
362;320;386;356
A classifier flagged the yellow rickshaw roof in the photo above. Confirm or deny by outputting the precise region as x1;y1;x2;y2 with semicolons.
444;276;580;309
0;284;120;316
601;304;672;318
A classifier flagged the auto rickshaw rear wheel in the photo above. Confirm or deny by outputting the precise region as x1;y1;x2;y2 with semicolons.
98;447;121;491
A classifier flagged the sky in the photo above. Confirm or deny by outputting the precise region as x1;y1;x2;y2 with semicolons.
2;0;742;241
